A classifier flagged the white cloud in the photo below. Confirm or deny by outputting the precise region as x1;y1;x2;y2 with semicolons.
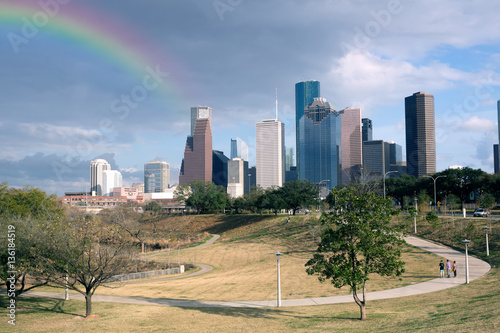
458;116;495;132
326;51;469;109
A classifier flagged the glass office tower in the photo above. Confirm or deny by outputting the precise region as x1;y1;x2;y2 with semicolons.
295;81;320;177
299;97;341;188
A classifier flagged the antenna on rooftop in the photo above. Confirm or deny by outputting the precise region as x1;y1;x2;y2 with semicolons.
275;87;278;121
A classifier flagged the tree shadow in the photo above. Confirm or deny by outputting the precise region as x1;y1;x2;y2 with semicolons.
6;295;84;318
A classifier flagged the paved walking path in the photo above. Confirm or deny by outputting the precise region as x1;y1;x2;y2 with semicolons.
23;236;491;308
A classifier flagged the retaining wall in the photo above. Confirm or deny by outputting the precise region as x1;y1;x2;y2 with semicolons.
109;265;185;282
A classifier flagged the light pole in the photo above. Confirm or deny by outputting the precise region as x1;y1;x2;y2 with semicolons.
462;239;470;284
483;226;491;256
383;171;398;199
274;252;283;307
423;175;447;213
413;192;418;234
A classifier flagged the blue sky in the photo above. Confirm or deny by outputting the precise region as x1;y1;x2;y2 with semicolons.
1;0;499;196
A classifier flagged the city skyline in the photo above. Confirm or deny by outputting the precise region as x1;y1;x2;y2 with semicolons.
1;1;499;195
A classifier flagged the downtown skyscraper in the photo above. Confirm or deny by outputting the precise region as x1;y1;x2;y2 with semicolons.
295;80;320;177
339;108;362;185
179;106;213;185
144;161;170;193
405;92;436;178
256;119;285;189
298;97;341;189
90;159;110;196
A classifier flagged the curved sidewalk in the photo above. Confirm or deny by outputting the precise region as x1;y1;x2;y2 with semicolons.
23;236;491;308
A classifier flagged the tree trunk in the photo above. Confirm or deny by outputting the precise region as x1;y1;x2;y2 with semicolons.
352;284;367;321
141;241;145;254
85;293;92;317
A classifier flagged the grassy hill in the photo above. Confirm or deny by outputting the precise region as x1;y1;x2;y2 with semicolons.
1;213;499;332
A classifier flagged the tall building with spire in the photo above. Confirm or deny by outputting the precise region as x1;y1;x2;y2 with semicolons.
299;97;341;189
405;92;436;178
295;81;320;177
494;100;500;173
179;107;213;185
90;159;110;196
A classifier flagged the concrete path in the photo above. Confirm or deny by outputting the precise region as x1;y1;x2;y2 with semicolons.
23;236;491;308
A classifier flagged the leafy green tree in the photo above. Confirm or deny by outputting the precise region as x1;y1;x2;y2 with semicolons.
0;217;52;297
478;192;495;209
244;186;265;214
0;182;64;220
262;187;285;215
306;187;406;320
180;180;229;213
426;211;439;227
144;200;162;213
385;175;417;205
0;184;65;297
438;167;486;209
281;180;319;215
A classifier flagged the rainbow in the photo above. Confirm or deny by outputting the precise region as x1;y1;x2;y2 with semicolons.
0;0;189;105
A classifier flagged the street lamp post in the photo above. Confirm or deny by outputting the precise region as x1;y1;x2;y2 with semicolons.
383;171;398;200
423;175;447;213
462;239;471;284
414;192;418;234
274;252;283;307
483;226;491;256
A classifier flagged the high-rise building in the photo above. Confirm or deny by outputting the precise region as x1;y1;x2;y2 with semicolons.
405;92;436;178
363;140;391;178
103;170;122;196
230;137;249;161
249;166;257;189
339;108;362;185
362;118;373;142
144;161;170;193
298;97;341;188
90;159;111;196
227;158;245;198
285;147;297;183
295;81;320;177
191;106;212;136
388;142;403;165
495;100;500;173
213;150;229;189
256;119;285;189
179;107;213;185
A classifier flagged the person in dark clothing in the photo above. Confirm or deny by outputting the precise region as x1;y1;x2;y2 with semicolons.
439;260;445;278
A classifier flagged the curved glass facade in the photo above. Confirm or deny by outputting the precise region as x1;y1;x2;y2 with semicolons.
298;98;341;188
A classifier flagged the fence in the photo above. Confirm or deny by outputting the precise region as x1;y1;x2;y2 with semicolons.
109;265;185;282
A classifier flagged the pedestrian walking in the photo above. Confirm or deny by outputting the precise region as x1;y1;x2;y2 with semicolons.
439;260;445;278
453;261;457;278
446;260;451;278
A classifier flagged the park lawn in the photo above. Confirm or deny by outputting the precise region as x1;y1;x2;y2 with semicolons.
3;267;498;333
33;214;440;302
90;236;440;302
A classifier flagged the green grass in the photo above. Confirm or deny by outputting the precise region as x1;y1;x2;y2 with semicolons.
1;213;499;332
